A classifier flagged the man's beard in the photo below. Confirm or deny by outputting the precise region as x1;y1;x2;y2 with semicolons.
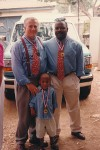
56;32;66;41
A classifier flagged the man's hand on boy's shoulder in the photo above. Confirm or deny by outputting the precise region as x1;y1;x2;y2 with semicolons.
26;83;39;95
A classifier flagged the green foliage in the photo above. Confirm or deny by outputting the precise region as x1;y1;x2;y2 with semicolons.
67;0;77;4
81;0;93;10
38;0;93;8
58;0;93;10
38;0;94;13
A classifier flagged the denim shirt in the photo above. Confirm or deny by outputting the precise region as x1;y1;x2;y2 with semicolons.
44;36;84;77
11;36;47;85
29;86;58;119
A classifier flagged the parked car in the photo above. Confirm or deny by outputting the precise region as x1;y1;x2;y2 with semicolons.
4;13;93;100
0;36;9;50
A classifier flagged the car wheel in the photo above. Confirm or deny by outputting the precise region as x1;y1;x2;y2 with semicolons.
80;85;91;100
5;89;15;101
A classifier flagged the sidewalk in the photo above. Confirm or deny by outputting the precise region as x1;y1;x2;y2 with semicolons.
2;67;100;150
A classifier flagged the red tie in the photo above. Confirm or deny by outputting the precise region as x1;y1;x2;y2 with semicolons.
32;42;40;75
57;42;65;80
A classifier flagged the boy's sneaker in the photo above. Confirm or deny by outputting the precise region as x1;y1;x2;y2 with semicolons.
29;137;48;147
16;144;26;150
51;144;59;150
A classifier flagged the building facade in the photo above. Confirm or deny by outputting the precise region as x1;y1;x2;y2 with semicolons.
0;0;56;42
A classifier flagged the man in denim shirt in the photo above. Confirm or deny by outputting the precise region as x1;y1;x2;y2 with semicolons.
44;18;85;141
11;17;47;150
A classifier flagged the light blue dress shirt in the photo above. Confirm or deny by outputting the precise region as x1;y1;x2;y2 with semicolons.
11;36;47;85
29;86;58;119
44;36;84;77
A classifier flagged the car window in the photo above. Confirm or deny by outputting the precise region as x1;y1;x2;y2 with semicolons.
12;22;80;42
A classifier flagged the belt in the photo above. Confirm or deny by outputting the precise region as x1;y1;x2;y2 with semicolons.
50;72;74;77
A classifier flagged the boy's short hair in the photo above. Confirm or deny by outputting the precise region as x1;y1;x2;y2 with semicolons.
40;73;51;80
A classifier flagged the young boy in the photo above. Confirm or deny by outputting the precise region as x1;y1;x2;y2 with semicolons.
29;73;59;150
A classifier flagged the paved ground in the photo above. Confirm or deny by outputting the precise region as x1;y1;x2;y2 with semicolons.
2;67;100;150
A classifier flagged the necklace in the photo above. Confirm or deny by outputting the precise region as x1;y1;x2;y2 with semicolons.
42;88;49;114
56;39;65;57
24;36;40;56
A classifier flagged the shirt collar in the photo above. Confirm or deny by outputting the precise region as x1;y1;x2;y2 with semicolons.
23;35;36;44
55;36;68;45
38;86;49;92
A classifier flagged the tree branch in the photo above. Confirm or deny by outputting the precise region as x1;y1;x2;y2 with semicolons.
93;0;98;16
79;1;91;19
